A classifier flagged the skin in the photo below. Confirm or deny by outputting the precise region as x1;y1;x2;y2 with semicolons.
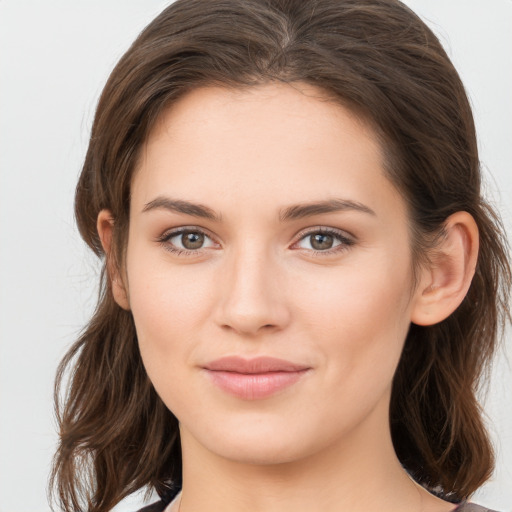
98;82;479;512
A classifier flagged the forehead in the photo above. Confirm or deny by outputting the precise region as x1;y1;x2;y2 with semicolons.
132;82;402;221
145;82;375;156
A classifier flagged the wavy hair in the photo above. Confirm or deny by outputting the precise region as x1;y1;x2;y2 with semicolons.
50;1;511;510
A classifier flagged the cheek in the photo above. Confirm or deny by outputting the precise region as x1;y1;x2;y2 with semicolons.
125;244;218;376
297;249;411;327
293;251;414;394
129;272;209;335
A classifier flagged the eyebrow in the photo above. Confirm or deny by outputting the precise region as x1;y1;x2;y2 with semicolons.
142;196;375;222
279;198;375;221
142;197;222;221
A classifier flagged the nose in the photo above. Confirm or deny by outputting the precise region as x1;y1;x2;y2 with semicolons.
215;244;291;337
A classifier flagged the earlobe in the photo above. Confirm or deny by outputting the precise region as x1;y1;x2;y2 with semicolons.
411;211;479;326
97;209;130;310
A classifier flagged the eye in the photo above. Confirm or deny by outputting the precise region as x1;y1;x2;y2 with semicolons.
293;228;354;254
158;227;217;255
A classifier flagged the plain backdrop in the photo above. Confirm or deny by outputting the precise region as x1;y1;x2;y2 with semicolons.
0;1;511;511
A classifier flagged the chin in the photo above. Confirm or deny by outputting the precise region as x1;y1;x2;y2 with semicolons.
212;438;309;466
181;412;328;466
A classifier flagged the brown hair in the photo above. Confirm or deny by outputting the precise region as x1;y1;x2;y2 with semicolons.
51;0;511;510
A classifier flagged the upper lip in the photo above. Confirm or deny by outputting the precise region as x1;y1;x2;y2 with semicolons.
203;356;310;374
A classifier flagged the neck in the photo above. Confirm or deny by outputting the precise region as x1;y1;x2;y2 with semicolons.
176;398;426;512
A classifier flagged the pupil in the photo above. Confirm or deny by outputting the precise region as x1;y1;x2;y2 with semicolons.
182;232;204;249
311;233;333;250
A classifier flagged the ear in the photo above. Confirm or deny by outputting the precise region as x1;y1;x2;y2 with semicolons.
97;209;130;310
411;211;479;326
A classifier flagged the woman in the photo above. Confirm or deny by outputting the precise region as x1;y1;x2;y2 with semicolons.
50;1;511;511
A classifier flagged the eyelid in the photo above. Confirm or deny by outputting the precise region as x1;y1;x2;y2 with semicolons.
157;226;220;255
156;225;355;257
293;225;355;241
290;226;355;254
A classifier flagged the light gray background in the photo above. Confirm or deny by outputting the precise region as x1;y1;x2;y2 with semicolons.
0;1;511;511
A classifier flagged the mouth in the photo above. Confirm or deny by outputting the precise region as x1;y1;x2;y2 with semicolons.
202;356;311;400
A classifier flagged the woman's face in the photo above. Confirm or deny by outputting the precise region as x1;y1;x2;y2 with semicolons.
123;82;423;465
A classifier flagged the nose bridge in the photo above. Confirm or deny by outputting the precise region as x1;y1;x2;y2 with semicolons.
217;240;289;335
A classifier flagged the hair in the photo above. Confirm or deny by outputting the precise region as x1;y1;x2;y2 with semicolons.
50;1;511;511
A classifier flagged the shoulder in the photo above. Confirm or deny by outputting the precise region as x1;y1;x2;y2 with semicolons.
455;503;500;512
135;500;167;512
132;499;501;512
133;499;502;512
132;499;502;512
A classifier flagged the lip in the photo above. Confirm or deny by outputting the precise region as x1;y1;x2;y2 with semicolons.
202;356;311;400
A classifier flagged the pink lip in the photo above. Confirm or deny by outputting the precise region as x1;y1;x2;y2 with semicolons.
202;356;311;400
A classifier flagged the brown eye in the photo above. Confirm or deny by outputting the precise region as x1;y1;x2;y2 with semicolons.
161;228;216;254
294;228;353;254
310;233;334;250
181;231;205;249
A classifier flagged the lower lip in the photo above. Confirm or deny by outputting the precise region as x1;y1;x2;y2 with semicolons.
204;369;310;400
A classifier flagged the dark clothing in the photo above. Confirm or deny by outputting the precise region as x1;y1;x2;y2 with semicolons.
454;505;499;512
137;502;168;512
136;495;498;512
135;487;177;512
455;505;499;512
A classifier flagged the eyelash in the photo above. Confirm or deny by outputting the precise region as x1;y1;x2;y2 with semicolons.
157;226;355;257
157;227;218;257
293;227;354;257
